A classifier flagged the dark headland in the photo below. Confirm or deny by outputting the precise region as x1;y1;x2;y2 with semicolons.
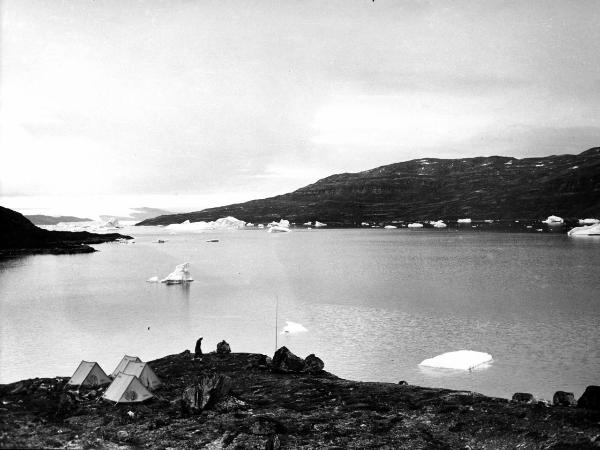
1;347;599;449
0;206;132;257
138;148;600;227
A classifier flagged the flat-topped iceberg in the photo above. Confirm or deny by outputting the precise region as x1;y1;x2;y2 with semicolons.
419;350;493;370
542;215;564;224
161;263;194;284
384;225;397;229
578;218;600;225
281;321;308;334
407;223;423;228
568;223;600;236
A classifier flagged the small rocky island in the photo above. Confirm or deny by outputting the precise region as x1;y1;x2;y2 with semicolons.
0;206;131;257
1;345;599;449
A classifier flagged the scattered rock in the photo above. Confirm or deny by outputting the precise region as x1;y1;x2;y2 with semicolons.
398;381;408;386
216;340;231;355
272;347;306;373
578;385;600;410
512;393;535;404
304;354;324;373
553;391;576;407
182;374;232;411
116;430;129;440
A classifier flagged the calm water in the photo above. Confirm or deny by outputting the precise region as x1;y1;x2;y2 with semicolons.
1;227;599;400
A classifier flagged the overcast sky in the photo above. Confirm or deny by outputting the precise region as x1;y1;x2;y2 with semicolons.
1;0;599;216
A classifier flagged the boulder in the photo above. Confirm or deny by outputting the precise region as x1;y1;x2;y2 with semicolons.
578;385;600;410
304;354;324;373
272;347;306;373
398;381;408;386
512;393;535;404
216;340;231;355
182;374;232;411
553;391;576;407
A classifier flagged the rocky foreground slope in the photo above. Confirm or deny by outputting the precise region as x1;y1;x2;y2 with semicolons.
1;348;599;449
0;206;131;257
138;148;600;227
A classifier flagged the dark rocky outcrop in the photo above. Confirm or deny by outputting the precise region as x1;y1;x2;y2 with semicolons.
512;392;535;404
182;373;232;411
553;391;576;407
1;351;600;449
137;147;600;226
0;206;131;257
271;346;306;373
578;385;600;410
304;354;325;373
216;340;232;355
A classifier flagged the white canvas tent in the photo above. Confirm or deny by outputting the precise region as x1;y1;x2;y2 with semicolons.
67;361;111;387
102;373;153;403
111;355;142;378
121;361;162;390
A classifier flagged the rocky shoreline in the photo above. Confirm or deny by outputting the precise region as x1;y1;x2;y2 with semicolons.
1;347;599;449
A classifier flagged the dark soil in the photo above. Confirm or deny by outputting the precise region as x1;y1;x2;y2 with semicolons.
1;350;599;449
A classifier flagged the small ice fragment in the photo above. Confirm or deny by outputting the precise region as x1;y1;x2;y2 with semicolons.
281;321;308;334
146;276;159;283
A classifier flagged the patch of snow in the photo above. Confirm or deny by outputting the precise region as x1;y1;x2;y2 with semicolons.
419;350;493;371
571;166;579;169
246;223;255;227
504;161;513;165
535;164;544;167
484;219;494;223
281;321;308;334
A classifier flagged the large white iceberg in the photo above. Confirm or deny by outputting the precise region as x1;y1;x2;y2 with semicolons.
542;215;564;224
281;321;308;334
384;225;397;229
578;218;600;225
419;350;493;370
101;217;121;228
568;223;600;236
457;218;472;224
161;263;194;284
407;223;423;228
267;219;291;233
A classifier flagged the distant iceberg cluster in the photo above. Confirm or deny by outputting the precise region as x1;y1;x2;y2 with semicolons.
419;350;493;371
568;223;600;236
165;216;246;232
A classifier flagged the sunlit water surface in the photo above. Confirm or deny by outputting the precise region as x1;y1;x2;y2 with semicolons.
1;228;599;400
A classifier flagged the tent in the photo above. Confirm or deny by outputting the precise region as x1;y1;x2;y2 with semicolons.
67;361;111;387
121;361;162;390
111;355;142;378
102;373;153;403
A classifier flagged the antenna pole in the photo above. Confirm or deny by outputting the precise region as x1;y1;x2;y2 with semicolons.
275;295;279;353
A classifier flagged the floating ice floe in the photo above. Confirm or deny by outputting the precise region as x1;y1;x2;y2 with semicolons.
384;225;397;229
258;224;265;229
314;221;327;227
267;219;291;233
419;350;493;370
246;223;255;227
542;215;564;224
146;276;159;283
578;218;600;225
281;321;308;334
361;222;370;226
484;219;494;224
407;223;423;228
303;221;312;226
161;263;194;284
165;216;245;232
457;218;472;224
432;220;447;228
568;223;600;236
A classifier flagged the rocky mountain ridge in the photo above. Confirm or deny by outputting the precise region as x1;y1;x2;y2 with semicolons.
138;148;600;227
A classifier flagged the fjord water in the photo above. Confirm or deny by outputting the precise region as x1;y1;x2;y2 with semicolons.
1;228;599;400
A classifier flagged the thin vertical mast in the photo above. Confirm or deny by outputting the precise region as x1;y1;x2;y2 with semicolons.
275;295;279;353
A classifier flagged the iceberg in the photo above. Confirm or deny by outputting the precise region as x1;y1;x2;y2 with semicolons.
246;223;255;227
407;223;423;228
568;223;600;236
165;216;245;232
484;219;494;223
432;220;447;228
314;221;327;227
161;263;194;284
101;217;121;228
384;225;397;229
419;350;493;370
361;222;370;226
267;219;291;233
303;221;312;226
578;218;600;225
281;321;308;334
457;218;471;224
258;224;265;228
146;276;159;283
542;215;564;224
